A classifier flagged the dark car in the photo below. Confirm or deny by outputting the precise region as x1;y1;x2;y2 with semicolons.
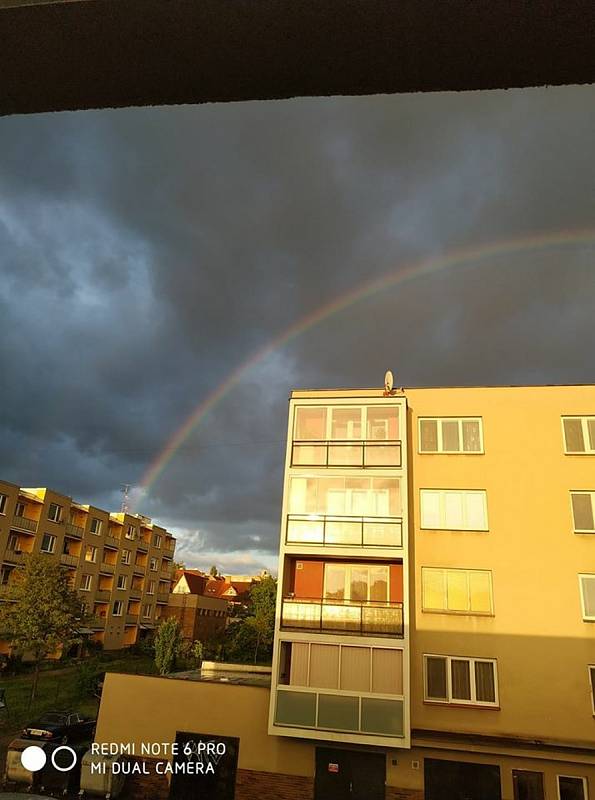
22;710;96;744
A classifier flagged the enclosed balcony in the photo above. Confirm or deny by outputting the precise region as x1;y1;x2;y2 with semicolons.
281;597;403;637
292;405;402;468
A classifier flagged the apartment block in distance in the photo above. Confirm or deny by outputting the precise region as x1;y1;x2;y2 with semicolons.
94;383;595;800
0;482;176;652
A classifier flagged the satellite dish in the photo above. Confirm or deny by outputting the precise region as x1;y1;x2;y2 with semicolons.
384;370;394;393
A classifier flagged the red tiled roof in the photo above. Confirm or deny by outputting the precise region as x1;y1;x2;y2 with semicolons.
230;581;253;595
204;579;236;598
175;571;208;595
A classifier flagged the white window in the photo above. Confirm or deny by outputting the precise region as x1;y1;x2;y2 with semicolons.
0;493;7;514
40;533;56;554
557;776;589;800
15;501;25;517
150;558;158;571
324;564;389;602
293;405;400;442
121;549;131;565
422;568;493;614
563;417;595;454
80;574;92;591
419;417;483;453
571;492;595;533
90;517;102;535
588;666;595;715
424;654;498;707
117;574;127;590
153;534;162;548
112;600;123;616
48;503;62;523
85;545;97;563
142;604;152;619
579;575;595;621
125;525;136;540
148;580;156;595
420;490;488;531
289;476;401;517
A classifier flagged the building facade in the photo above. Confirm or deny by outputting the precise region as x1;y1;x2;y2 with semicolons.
164;569;229;641
0;482;176;651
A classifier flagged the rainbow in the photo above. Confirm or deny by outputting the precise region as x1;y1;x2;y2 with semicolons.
138;228;595;499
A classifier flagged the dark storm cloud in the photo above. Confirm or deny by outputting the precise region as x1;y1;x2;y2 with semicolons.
1;86;595;571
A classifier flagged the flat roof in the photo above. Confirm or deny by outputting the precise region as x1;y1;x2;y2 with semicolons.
170;669;271;688
291;383;595;397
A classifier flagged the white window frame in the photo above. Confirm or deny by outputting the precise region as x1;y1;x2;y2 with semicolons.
0;493;7;515
153;534;162;548
40;533;56;554
293;404;400;443
142;604;152;619
418;417;484;454
85;545;98;563
15;501;25;517
579;574;595;622
423;654;499;707
117;574;127;590
112;600;123;617
570;491;595;534
421;567;494;615
80;574;92;592
148;580;156;595
562;416;595;455
90;518;102;535
121;549;131;566
125;525;136;540
420;489;488;531
323;563;390;602
557;775;589;800
150;557;158;572
48;503;62;523
588;666;595;716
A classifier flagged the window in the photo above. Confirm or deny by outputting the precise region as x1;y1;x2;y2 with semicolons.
589;666;595;715
424;654;498;706
422;568;493;614
420;489;488;531
15;501;25;517
563;417;595;454
419;417;483;453
90;517;102;535
121;549;131;565
557;776;589;800
112;600;123;616
294;405;399;441
40;533;56;554
80;574;92;591
148;580;156;595
150;557;158;571
7;533;18;551
571;492;595;533
125;525;136;540
324;564;389;602
48;503;62;523
142;604;152;619
117;574;127;590
289;476;401;517
85;545;97;563
512;771;545;800
579;575;595;621
0;493;7;514
153;534;162;548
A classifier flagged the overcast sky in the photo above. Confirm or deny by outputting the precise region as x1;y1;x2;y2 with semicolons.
1;85;594;573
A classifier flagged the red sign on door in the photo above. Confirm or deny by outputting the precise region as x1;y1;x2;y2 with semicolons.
328;763;339;773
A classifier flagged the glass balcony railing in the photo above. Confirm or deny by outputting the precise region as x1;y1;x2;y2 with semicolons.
275;686;404;738
286;514;402;547
292;439;402;468
281;597;404;637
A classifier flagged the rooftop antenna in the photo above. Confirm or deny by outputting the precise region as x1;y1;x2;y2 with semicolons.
120;484;131;514
384;370;394;395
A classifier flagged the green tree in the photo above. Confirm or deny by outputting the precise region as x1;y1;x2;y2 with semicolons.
0;554;87;704
172;560;185;573
209;565;219;577
246;576;277;664
191;640;203;668
154;618;181;675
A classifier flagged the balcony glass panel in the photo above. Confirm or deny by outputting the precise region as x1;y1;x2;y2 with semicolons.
275;689;316;727
317;693;359;731
288;477;401;518
331;408;362;440
293;444;327;466
286;515;402;547
294;407;327;440
364;443;401;466
281;598;404;637
321;603;361;632
361;698;403;736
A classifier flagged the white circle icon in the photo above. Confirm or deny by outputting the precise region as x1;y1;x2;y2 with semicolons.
50;745;77;772
21;745;47;772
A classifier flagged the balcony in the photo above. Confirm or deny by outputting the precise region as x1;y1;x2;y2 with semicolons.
95;590;111;602
65;521;84;538
11;515;38;533
129;589;142;600
60;553;79;567
104;536;120;549
99;562;115;574
136;541;149;553
274;686;404;738
126;613;139;624
133;566;145;576
291;439;402;468
286;515;403;548
281;597;404;637
156;592;169;604
160;567;172;579
89;616;106;629
3;549;27;565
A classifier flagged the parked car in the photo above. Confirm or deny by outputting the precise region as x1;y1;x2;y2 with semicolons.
22;710;96;744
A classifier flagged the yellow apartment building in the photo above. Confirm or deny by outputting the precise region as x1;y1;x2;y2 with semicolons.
0;482;176;652
94;383;595;800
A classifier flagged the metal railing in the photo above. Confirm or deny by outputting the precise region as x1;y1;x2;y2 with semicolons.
104;535;120;549
156;592;169;604
126;613;139;624
286;514;403;548
11;514;38;533
99;562;115;574
281;597;404;637
65;521;84;538
60;553;79;567
94;590;111;602
136;540;149;552
291;439;402;468
4;549;27;564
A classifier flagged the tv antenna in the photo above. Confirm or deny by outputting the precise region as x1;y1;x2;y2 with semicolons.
384;370;394;395
120;484;131;514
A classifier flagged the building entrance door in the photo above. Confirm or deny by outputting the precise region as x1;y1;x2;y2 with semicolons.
424;757;501;800
169;731;239;800
512;770;545;800
314;747;385;800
